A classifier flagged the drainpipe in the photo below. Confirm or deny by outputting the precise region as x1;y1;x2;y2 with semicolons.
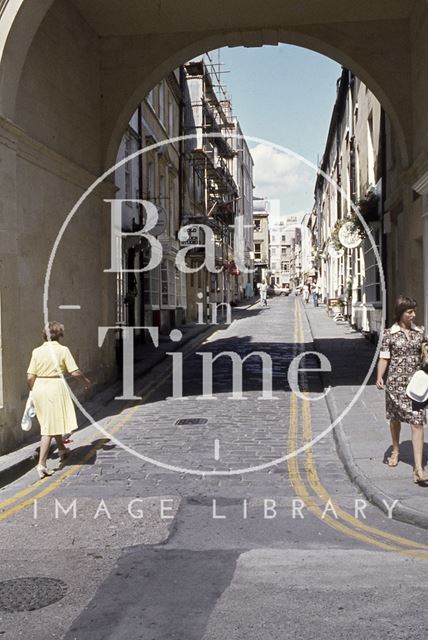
137;102;146;332
380;107;387;325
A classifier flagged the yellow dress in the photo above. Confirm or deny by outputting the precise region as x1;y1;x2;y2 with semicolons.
27;341;79;436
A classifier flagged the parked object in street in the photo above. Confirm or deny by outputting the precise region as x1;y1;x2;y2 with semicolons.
376;296;428;483
26;321;91;478
268;284;286;296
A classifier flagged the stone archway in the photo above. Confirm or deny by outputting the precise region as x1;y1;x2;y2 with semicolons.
0;0;427;453
0;0;420;171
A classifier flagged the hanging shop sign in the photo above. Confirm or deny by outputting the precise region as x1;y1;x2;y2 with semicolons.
338;220;363;249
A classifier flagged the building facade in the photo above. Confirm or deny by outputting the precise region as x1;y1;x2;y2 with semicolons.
115;72;186;338
115;55;254;335
269;222;293;290
253;198;270;285
311;68;385;336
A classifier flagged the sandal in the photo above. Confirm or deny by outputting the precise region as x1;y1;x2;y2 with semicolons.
387;450;399;467
413;466;428;484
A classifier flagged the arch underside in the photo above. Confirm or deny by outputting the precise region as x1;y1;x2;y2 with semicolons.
0;0;415;170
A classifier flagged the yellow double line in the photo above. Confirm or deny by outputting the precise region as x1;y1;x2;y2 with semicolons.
288;298;428;558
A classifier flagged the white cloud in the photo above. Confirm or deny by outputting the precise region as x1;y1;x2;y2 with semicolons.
251;143;315;197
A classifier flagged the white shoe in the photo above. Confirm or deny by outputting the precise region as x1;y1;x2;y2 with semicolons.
36;464;54;479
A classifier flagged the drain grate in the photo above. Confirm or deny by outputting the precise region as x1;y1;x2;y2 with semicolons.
175;418;208;426
0;577;67;612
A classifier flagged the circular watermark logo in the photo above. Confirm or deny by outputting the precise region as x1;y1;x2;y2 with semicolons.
43;133;385;475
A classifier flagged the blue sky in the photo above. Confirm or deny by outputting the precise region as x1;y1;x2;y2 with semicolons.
216;45;341;221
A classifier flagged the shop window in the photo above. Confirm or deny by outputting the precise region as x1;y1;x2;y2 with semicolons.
161;260;176;307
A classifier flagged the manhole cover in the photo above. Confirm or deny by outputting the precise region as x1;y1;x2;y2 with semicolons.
175;418;208;426
0;577;67;612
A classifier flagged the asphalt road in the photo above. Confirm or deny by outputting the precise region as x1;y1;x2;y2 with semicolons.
1;297;428;639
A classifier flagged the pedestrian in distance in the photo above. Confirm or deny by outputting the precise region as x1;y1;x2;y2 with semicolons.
376;296;428;483
303;284;310;304
258;279;268;307
26;321;91;478
312;286;320;307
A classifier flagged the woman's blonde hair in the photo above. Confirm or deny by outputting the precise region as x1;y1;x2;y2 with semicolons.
43;321;64;341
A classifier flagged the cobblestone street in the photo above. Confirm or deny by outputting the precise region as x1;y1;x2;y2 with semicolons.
2;297;428;639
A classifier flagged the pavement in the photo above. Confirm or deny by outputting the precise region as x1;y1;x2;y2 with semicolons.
302;301;428;530
0;299;257;489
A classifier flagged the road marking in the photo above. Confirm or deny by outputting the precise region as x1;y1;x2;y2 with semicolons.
214;439;220;461
288;297;428;558
58;305;81;310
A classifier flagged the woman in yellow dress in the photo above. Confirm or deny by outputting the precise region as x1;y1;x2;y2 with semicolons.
26;321;91;478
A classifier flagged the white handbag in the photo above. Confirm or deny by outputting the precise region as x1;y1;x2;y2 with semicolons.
21;392;36;431
406;370;428;404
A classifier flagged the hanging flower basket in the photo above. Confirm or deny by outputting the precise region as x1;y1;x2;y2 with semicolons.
357;191;379;222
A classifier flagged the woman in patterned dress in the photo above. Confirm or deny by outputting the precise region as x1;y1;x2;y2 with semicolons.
26;321;91;479
376;296;428;483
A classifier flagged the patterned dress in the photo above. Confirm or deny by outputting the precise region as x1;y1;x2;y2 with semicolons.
380;323;426;424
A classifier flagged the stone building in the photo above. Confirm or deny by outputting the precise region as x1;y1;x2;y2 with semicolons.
253;199;270;285
182;55;252;319
269;222;293;290
231;119;254;301
311;68;384;336
115;72;186;339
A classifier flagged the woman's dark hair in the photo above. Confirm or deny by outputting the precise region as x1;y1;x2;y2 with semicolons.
394;296;417;323
43;321;64;341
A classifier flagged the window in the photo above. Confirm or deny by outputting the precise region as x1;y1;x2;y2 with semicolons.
144;264;160;308
161;259;176;307
254;219;261;232
254;243;261;260
169;178;177;236
175;269;187;308
159;172;166;200
367;112;375;187
364;228;381;303
147;161;154;200
159;81;165;126
168;94;174;136
124;138;132;201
